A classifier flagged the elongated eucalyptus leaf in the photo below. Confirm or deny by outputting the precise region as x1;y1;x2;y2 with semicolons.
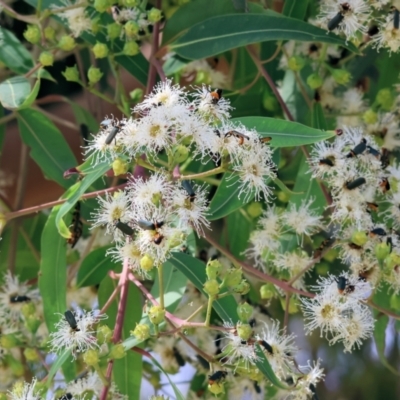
311;101;328;130
170;14;357;60
0;76;40;110
231;116;335;147
283;0;309;20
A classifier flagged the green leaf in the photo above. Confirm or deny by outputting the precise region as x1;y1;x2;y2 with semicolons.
170;253;239;323
231;116;335;147
226;210;253;259
0;28;34;74
69;101;100;134
170;14;357;60
46;349;72;386
0;76;40;110
283;0;309;20
17;108;78;188
311;101;328;130
77;246;114;287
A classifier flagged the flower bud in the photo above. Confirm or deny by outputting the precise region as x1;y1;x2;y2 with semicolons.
331;68;351;85
44;26;56;41
87;67;103;84
376;88;394;111
107;23;123;40
20;301;35;318
280;297;298;313
375;242;391;261
262;93;278;112
0;334;18;348
132;323;151;340
147;8;163;23
203;279;220;296
97;325;112;344
247;202;263;218
93;42;109;59
24;25;41;44
306;73;323;89
236;323;253;340
223;268;242;288
260;283;275;299
288;56;305;71
140;254;154;272
362;109;378;124
232;279;250;294
123;41;140;56
93;0;112;13
62;64;80;82
83;349;100;366
58;35;76;51
8;358;24;377
385;252;400;268
173;145;189;164
148;305;165;325
39;51;54;67
351;231;368;247
24;315;41;334
206;259;222;280
237;302;253;322
208;381;225;395
124;21;140;38
109;344;126;360
91;17;101;34
23;348;40;362
112;158;128;176
129;88;143;102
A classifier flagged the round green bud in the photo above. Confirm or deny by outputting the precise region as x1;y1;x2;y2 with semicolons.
83;349;100;366
87;66;103;84
223;268;242;288
112;158;128;176
263;93;278;112
107;23;123;40
375;242;391;261
315;262;329;275
194;71;211;85
44;26;56;41
147;8;163;23
384;252;400;268
260;283;275;299
306;73;323;89
122;0;139;6
124;21;140;38
131;323;151;340
23;348;40;362
288;56;305;72
140;254;154;272
24;315;41;334
331;68;351;85
58;35;76;51
351;231;368;247
208;381;225;395
93;0;112;13
206;259;222;280
148;305;165;325
24;25;41;44
236;323;253;340
92;42;109;59
277;191;290;203
280;297;298;314
232;279;250;295
109;344;126;360
97;325;112;344
376;88;394;111
362;109;378;125
129;88;143;102
237;302;253;322
9;359;24;377
173;145;189;163
0;334;18;349
20;302;36;318
247;202;263;218
203;279;220;296
390;293;400;311
39;51;54;67
123;41;140;56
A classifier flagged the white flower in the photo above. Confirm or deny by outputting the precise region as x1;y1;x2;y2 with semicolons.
193;85;232;122
84;128;121;165
66;371;103;397
8;378;41;400
113;6;148;29
373;14;400;53
49;309;107;357
54;0;91;37
337;88;367;127
182;59;228;88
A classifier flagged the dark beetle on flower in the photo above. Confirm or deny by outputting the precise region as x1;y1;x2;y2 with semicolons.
65;310;80;331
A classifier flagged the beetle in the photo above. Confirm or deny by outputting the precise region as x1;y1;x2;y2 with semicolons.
10;295;31;303
328;2;350;31
208;370;228;385
64;310;80;331
346;138;367;158
394;7;400;29
379;177;390;193
224;130;250;146
259;340;274;354
210;89;223;105
369;228;387;237
67;202;83;249
115;220;134;236
345;177;366;190
172;346;186;367
181;180;196;202
319;158;334;167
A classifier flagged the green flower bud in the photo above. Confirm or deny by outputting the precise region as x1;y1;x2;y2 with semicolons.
351;231;368;247
147;8;163;23
109;344;126;360
123;41;140;56
232;279;250;294
83;349;100;366
87;66;103;84
194;70;211;85
93;0;112;13
140;254;154;272
236;323;253;340
376;88;394;111
288;56;305;71
390;293;400;311
112;158;128;176
44;26;56;41
23;348;40;362
277;190;290;203
24;25;41;44
173;145;189;164
8;358;24;377
280;297;298;314
306;73;323;89
148;305;165;325
39;51;54;67
122;0;139;6
124;21;140;38
129;88;143;102
208;381;225;395
206;259;222;280
58;35;76;51
97;325;112;343
262;93;278;112
203;279;220;296
0;334;18;348
260;283;275;299
223;268;242;288
362;109;378;124
237;302;254;322
375;242;391;261
107;22;123;40
331;68;351;85
24;315;41;334
247;202;263;218
131;323;151;340
385;252;400;268
315;262;329;275
92;42;109;59
20;302;36;318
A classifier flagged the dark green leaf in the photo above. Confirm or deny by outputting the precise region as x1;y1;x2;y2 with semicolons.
231;116;335;147
283;0;309;20
0;76;40;110
226;210;253;259
170;14;357;60
17;108;77;188
311;101;328;130
69;101;100;134
231;0;248;12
